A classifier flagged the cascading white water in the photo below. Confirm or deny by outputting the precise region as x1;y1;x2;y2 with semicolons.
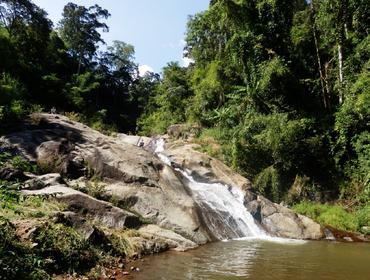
154;138;267;240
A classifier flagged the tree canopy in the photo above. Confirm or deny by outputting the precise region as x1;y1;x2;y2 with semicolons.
139;0;370;205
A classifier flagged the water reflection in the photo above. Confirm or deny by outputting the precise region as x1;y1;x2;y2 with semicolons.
130;240;370;280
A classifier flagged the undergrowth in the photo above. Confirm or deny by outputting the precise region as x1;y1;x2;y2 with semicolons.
293;201;370;234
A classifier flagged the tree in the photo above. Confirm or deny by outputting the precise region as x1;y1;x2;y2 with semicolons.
95;41;138;131
58;3;110;73
138;62;193;134
0;0;51;37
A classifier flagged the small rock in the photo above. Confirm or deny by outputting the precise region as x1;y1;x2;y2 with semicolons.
343;236;353;242
123;271;130;275
130;266;140;272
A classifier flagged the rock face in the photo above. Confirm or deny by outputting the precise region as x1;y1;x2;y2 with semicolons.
1;113;329;251
163;143;324;240
1;114;210;250
165;143;252;190
246;196;323;239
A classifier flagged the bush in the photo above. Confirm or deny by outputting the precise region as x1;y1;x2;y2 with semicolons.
227;113;334;202
11;155;37;173
293;201;369;234
194;127;226;160
0;73;27;124
0;180;22;212
0;218;50;280
33;223;98;273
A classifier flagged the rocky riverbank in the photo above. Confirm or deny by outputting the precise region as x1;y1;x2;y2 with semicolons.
0;113;368;279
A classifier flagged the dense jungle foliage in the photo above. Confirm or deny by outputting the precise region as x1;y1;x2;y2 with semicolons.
140;0;370;208
0;0;369;234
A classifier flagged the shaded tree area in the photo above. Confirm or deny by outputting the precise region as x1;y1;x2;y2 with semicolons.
139;0;369;206
0;0;157;132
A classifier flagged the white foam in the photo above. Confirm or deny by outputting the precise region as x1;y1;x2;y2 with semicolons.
234;236;307;245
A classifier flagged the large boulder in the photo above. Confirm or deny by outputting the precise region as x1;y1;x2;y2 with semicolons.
246;196;324;239
138;224;198;251
104;167;210;245
165;143;252;191
167;124;201;140
57;193;142;229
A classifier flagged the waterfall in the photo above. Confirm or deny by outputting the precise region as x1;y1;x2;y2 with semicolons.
154;138;267;241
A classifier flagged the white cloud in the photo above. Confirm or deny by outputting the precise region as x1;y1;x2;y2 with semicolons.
162;39;187;49
179;39;186;47
162;42;176;49
182;56;194;67
138;65;154;77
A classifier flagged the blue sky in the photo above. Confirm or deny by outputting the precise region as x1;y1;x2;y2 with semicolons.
32;0;209;74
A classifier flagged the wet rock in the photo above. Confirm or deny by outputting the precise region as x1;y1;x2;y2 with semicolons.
138;224;198;251
116;134;151;147
323;227;336;240
325;226;369;242
127;236;169;256
245;200;262;223
165;143;252;190
246;196;324;239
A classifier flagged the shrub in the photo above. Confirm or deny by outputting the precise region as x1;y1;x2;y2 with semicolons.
29;104;44;113
194;127;226;160
0;73;27;125
11;155;37;173
0;218;50;280
293;201;369;234
0;181;22;212
33;223;98;273
64;111;82;122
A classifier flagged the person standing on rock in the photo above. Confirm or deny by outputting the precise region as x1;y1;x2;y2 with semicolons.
138;139;144;148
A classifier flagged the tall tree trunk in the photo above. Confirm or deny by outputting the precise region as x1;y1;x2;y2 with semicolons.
324;59;333;110
310;1;328;109
336;0;346;105
338;43;344;104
